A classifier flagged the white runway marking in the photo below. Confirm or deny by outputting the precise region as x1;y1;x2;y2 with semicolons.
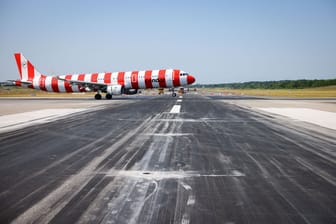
179;96;183;98
187;195;196;205
177;99;182;102
104;170;245;180
0;109;88;133
143;133;191;136
170;105;181;113
258;108;336;130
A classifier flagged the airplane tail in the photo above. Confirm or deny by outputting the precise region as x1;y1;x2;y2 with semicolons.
14;53;42;81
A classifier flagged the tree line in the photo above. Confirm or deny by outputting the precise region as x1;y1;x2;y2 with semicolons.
195;79;336;89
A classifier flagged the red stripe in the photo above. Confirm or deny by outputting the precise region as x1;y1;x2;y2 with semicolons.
39;75;47;91
14;54;22;78
158;69;166;88
104;72;111;84
51;77;60;92
173;69;180;87
27;61;35;81
144;70;153;88
64;75;73;92
91;73;98;82
131;71;139;89
15;80;22;86
77;74;85;92
78;74;85;81
118;72;125;86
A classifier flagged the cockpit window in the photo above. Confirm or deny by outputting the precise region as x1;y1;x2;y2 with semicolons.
180;73;188;76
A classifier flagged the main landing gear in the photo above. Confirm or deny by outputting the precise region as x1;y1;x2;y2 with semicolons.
94;93;113;100
94;93;102;100
106;93;112;99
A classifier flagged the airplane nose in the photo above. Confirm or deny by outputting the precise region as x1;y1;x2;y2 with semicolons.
187;75;196;84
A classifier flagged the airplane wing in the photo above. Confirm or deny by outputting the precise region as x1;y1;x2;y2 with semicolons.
56;76;108;91
7;80;33;85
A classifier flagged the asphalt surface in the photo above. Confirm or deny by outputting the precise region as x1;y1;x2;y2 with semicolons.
0;94;335;224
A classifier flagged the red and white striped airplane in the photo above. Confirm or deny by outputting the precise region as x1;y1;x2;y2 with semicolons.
12;53;196;99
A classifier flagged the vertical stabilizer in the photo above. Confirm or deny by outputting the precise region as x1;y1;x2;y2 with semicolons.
14;53;42;81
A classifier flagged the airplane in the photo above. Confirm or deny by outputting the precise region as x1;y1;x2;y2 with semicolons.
11;53;196;99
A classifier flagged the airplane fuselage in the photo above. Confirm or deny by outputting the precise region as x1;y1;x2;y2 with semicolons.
15;69;193;93
13;53;196;99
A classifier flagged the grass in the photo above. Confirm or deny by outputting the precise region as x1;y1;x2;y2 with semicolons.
203;85;336;98
0;87;95;97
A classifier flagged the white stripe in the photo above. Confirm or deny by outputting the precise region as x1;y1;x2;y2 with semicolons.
70;74;80;92
84;74;91;82
58;80;65;92
71;74;79;81
144;133;191;136
21;54;28;80
97;73;105;84
124;71;132;88
45;76;53;92
112;72;119;85
170;105;181;113
32;77;40;90
180;75;187;86
165;69;173;88
138;70;145;88
177;99;182;102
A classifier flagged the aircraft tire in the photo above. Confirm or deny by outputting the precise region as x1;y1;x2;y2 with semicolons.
172;93;177;97
106;93;112;100
95;93;102;100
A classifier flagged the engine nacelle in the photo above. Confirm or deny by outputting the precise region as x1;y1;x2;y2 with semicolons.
106;85;123;95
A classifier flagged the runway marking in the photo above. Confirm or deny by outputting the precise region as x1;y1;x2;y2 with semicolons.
181;213;190;224
104;170;245;180
154;118;261;123
170;105;181;113
179;96;183;98
177;99;182;102
180;182;192;190
187;195;196;205
143;133;191;137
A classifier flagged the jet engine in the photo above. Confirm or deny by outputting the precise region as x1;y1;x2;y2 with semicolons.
106;85;123;95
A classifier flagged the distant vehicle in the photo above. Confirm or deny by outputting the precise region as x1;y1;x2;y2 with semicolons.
158;88;164;95
178;87;185;94
11;53;196;99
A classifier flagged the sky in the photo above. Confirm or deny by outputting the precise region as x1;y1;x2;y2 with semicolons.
0;0;335;84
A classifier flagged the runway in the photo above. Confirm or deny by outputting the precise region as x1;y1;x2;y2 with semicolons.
0;94;335;223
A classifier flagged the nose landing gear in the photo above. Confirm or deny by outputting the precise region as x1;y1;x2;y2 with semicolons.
171;88;177;97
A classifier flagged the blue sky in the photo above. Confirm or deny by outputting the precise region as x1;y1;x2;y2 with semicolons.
1;0;335;84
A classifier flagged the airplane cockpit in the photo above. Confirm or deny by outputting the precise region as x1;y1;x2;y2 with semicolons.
179;71;195;85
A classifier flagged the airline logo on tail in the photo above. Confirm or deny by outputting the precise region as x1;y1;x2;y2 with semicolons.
12;53;196;99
